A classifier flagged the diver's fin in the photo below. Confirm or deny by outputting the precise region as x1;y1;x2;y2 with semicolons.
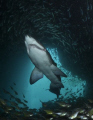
30;67;43;84
50;64;67;77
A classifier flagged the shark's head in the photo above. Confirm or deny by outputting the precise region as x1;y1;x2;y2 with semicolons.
25;35;37;53
25;35;45;54
25;35;36;46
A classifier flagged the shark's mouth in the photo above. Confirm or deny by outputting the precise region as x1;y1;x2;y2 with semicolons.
29;44;46;51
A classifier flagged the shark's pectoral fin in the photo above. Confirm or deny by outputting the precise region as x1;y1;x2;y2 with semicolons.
30;67;43;84
50;64;67;77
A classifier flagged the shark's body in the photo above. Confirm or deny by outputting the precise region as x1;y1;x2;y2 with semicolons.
49;75;62;98
25;35;67;92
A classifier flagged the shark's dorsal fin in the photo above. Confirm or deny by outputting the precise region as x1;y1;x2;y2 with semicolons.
30;67;43;84
50;64;67;77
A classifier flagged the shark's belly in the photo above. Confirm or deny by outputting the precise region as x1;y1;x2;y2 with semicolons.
29;48;52;67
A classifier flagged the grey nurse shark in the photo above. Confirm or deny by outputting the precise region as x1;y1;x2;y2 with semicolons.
25;35;67;91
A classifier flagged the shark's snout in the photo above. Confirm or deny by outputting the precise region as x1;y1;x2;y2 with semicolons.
25;35;29;40
25;35;34;45
24;40;28;48
24;35;31;47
